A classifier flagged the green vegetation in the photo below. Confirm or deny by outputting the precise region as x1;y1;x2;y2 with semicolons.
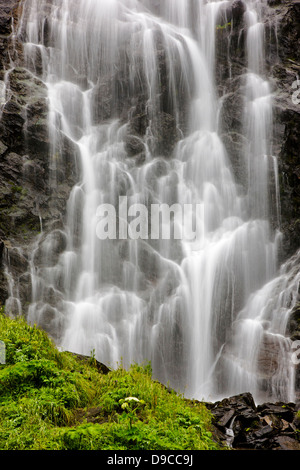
216;22;232;30
0;311;220;450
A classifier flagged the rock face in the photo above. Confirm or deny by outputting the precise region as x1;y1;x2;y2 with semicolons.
0;1;21;68
0;1;80;303
216;0;300;260
206;392;300;450
268;1;300;260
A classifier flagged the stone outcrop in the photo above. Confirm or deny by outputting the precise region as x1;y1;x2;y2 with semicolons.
206;392;300;450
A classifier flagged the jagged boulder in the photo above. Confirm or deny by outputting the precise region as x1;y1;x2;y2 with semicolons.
206;392;300;450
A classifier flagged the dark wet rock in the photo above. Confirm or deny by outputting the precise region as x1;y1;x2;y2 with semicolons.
0;67;49;155
91;75;115;124
152;111;180;157
215;0;300;263
17;271;32;304
287;303;300;342
216;409;235;428
0;239;9;297
33;229;68;267
0;1;22;71
215;1;247;86
220;89;244;136
231;0;247;26
256;402;296;423
276;109;300;260
0;151;44;243
124;134;145;157
0;74;76;304
0;140;8;156
0;100;24;149
30;302;66;342
256;332;287;379
6;245;29;272
206;393;300;450
0;66;52;260
274;1;300;62
129;98;149;137
0;3;15;36
221;132;247;190
272;435;300;450
265;1;300;260
0;61;80;307
267;0;282;5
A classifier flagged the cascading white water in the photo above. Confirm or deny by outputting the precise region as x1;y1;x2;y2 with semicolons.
214;0;297;404
222;250;300;403
10;0;297;403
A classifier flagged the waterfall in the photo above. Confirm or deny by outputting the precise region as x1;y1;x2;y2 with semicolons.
10;0;297;403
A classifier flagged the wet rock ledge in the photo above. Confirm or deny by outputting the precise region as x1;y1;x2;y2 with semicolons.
205;392;300;450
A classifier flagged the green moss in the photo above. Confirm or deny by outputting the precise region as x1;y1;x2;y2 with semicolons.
216;22;231;31
0;310;220;450
10;184;23;194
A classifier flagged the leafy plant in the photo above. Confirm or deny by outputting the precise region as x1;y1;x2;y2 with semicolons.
216;22;231;30
0;310;220;450
119;397;146;429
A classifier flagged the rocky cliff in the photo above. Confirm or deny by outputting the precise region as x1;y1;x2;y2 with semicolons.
216;0;300;259
0;0;80;308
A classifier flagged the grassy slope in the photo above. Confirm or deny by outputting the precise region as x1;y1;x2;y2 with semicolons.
0;311;220;450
